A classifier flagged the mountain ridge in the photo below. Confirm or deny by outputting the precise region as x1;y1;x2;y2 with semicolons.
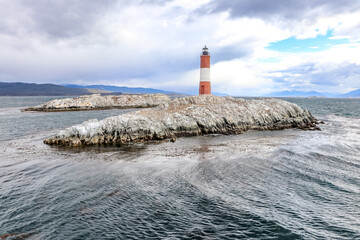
338;89;360;98
263;89;360;98
0;82;90;96
1;82;359;97
63;84;177;95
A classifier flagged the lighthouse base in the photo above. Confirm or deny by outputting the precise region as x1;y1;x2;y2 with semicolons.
199;81;211;95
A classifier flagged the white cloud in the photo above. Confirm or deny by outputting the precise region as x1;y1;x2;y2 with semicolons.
0;0;359;95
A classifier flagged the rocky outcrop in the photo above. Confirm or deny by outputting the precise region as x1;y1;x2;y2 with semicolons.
24;94;171;111
44;95;319;146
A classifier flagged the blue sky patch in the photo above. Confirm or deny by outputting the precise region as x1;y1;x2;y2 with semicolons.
266;30;349;52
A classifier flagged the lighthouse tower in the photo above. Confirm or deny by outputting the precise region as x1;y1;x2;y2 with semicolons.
199;46;211;95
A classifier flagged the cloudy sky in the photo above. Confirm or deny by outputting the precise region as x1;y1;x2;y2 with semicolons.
1;0;360;95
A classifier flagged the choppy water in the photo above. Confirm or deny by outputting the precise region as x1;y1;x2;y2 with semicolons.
0;96;359;239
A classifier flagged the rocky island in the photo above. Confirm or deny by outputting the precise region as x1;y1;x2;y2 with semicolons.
24;94;171;111
44;95;320;146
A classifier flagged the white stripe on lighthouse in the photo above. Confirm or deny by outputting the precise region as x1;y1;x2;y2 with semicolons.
200;68;210;81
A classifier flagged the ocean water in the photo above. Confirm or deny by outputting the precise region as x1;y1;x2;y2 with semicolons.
0;96;359;239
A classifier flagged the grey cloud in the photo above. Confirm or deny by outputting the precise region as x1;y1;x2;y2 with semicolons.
211;45;252;63
271;63;316;79
270;63;360;90
1;0;171;39
311;63;360;86
141;0;173;5
18;0;119;39
202;0;360;21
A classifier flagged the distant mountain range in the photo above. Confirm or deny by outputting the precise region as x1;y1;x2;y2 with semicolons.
0;82;90;96
63;84;177;95
63;84;228;96
338;89;360;98
0;82;180;96
265;90;360;98
1;82;359;97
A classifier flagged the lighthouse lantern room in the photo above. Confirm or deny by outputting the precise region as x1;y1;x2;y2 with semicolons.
199;46;211;95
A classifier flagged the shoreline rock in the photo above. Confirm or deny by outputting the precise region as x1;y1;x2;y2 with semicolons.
44;95;319;147
24;94;171;112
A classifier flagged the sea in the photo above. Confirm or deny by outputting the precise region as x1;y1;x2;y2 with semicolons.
0;96;359;239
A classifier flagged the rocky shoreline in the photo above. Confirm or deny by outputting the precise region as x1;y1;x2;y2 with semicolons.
44;95;320;146
24;94;171;111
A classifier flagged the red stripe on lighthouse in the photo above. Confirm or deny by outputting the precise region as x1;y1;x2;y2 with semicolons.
199;81;211;95
200;55;210;68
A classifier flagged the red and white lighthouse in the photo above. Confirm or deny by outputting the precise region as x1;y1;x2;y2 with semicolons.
199;46;211;95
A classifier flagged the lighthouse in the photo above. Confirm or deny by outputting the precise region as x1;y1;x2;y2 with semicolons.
199;46;211;95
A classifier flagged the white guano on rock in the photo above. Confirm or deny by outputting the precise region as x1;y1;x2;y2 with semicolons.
44;95;319;146
24;94;171;111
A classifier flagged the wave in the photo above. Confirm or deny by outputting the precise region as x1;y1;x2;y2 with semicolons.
0;114;359;239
